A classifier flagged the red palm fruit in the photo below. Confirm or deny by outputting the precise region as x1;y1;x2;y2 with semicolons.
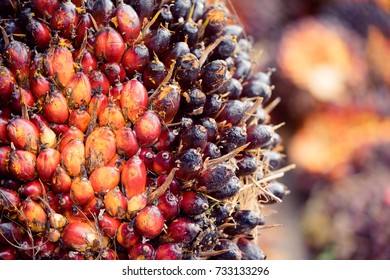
44;45;75;87
120;79;148;123
61;139;85;177
0;222;24;245
7;149;36;182
68;106;91;133
153;151;175;175
98;102;126;130
0;246;18;260
18;180;43;200
127;193;147;213
0;187;20;216
98;212;121;238
4;41;31;88
43;87;69;123
57;193;74;212
116;222;141;249
91;0;115;28
50;0;79;39
109;81;123;107
60;128;82;154
90;165;120;193
85;127;116;172
30;113;50;129
151;83;181;123
94;26;125;63
0;66;16;104
106;153;126;172
157;190;180;221
121;43;150;76
26;16;51;51
83;196;103;218
61;222;100;252
154;127;179;152
0;116;9;145
31;0;60;19
138;148;155;170
34;117;57;148
115;1;141;43
50;123;70;136
18;235;35;259
156;174;181;196
155;243;183;260
101;248;117;260
133;110;162;147
128;243;155;260
166;218;200;244
19;198;47;233
29;51;44;81
56;124;81;149
180;190;209;216
33;236;56;259
59;249;85;260
70;173;95;206
36;146;61;182
115;125;139;158
73;49;98;74
100;62;126;85
88;70;110;95
66;72;92;108
104;186;127;219
87;92;109;117
30;73;50;101
74;12;94;48
51;166;72;193
134;206;165;239
45;191;61;213
9;87;35;114
121;156;146;199
0;146;11;178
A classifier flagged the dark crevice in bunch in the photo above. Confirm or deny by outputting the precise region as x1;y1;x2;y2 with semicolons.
0;0;288;260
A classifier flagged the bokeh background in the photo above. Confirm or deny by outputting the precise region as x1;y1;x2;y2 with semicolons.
229;0;390;259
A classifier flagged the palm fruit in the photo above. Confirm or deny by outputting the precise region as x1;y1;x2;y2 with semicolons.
0;0;292;260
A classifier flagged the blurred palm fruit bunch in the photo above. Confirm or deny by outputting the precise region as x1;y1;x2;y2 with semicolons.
0;0;291;260
302;142;390;259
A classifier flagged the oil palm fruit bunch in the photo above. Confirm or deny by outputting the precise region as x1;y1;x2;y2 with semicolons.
0;0;291;260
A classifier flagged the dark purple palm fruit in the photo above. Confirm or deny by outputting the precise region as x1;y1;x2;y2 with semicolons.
237;238;266;260
210;239;242;260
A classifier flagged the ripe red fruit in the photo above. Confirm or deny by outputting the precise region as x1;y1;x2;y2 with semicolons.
98;102;126;130
18;198;47;233
61;139;85;177
36;147;61;182
68;107;91;133
30;73;50;101
43;87;70;123
128;243;155;260
44;45;75;87
7;117;39;154
133;110;162;147
134;206;165;239
115;125;139;159
153;151;175;175
66;72;92;108
4;41;31;88
88;70;111;95
121;156;146;199
115;2;141;43
120;79;148;123
0;146;11;177
98;213;121;238
151;83;181;123
90;165;120;193
180;191;209;216
157;190;180;221
94;27;126;63
51;166;72;193
121;44;149;76
100;62;126;85
0;66;16;104
8;149;36;182
155;243;183;260
26;16;51;51
50;0;79;39
116;222;141;249
61;222;100;252
85;127;116;172
166;218;200;244
104;186;127;219
70;174;95;206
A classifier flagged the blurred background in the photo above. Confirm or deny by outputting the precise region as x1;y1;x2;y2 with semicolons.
229;0;390;259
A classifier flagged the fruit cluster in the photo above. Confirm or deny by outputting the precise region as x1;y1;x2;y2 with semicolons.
0;0;289;260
